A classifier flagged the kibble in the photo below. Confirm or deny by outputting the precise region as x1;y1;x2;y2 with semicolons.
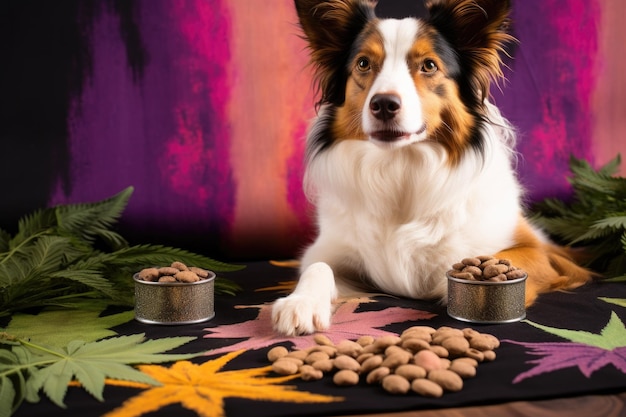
333;369;359;386
448;256;526;282
266;326;500;397
411;378;444;397
428;369;464;392
382;374;411;394
138;262;211;284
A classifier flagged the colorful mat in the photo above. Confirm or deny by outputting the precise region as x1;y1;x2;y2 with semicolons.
10;261;626;417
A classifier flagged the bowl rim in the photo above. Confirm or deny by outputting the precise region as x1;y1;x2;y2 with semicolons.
446;271;527;286
133;270;216;286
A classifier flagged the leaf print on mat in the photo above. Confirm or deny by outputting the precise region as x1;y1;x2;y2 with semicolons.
102;349;341;417
204;300;435;354
505;312;626;383
600;297;626;308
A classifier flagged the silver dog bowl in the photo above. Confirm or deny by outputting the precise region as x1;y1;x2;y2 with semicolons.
133;271;216;325
447;272;527;324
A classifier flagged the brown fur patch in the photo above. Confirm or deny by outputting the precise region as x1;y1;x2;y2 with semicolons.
410;30;475;165
494;217;593;306
332;24;383;141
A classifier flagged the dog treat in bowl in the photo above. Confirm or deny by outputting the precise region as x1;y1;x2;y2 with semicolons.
447;256;527;282
136;262;211;283
133;262;216;325
447;256;527;323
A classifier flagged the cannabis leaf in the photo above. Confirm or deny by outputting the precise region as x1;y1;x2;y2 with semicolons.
0;332;199;416
203;300;436;354
505;312;626;383
530;155;626;280
102;350;341;417
2;304;134;348
0;187;242;317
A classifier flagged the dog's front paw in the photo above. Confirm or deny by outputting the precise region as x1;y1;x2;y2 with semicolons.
272;294;332;336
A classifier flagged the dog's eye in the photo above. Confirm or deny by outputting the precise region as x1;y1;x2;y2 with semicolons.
421;59;438;74
357;57;371;72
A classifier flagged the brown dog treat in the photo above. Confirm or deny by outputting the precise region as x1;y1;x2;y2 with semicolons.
412;378;444;398
356;335;375;346
468;333;500;351
336;340;363;357
170;261;189;271
189;266;210;278
452;262;465;271
373;335;402;350
314;334;334;346
333;355;361;372
311;358;335;373
449;360;477;378
428;369;463;392
138;267;160;281
299;364;324;381
158;267;179;276
402;337;431;352
305;351;330;365
366;366;390;384
395;364;427;381
441;336;470;356
428;345;449;358
333;369;360;386
479;258;499;268
461;257;481;267
174;271;200;283
506;269;527;280
483;264;509;278
448;271;475;280
271;359;299;375
382;374;411;394
414;350;445;372
286;350;308;361
461;265;482;277
158;276;177;283
381;352;411;369
487;274;507;282
267;346;289;362
360;355;384;374
464;348;485;362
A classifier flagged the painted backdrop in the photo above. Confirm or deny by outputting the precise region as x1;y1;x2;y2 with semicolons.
1;0;624;259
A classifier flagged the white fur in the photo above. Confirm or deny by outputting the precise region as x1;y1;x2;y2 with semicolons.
272;18;524;336
363;19;426;147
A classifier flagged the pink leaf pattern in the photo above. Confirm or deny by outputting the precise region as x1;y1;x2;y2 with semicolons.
203;300;435;355
506;341;626;383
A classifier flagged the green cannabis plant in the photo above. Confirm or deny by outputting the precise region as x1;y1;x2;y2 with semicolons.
531;155;626;280
0;187;242;317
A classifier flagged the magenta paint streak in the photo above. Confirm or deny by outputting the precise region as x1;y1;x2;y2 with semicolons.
49;1;235;247
494;0;599;202
286;116;315;242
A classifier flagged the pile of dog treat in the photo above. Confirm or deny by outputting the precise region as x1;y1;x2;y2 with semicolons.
136;261;211;283
448;256;527;282
268;326;499;397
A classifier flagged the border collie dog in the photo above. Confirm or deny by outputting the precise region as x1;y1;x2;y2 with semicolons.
272;0;591;336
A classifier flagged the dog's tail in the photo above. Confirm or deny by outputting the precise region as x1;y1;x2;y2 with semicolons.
495;217;595;306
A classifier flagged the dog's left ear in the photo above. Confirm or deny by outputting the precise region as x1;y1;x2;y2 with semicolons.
426;0;514;101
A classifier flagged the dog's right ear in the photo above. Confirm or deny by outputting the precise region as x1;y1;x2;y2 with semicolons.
294;0;376;106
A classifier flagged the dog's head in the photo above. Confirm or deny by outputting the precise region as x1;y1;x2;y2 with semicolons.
295;0;514;162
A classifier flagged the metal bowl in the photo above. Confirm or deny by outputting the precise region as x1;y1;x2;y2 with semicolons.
133;271;216;325
447;272;527;324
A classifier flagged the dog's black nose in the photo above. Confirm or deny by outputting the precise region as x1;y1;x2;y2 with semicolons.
370;93;401;121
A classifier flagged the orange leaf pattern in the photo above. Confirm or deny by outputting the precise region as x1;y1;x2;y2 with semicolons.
102;350;341;417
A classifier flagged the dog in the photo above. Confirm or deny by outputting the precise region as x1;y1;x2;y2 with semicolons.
272;0;592;336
